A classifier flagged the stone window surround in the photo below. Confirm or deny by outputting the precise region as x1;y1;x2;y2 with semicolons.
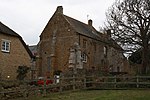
1;39;11;53
83;39;87;49
103;46;107;57
81;52;87;63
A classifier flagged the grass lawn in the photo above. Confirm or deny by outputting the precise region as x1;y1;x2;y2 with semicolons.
28;90;150;100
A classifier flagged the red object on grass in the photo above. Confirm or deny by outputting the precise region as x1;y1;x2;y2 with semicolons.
37;79;53;85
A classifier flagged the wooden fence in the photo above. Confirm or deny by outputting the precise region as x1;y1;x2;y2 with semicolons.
0;75;150;99
90;76;150;89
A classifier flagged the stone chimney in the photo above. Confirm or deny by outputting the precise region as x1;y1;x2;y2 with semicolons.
106;29;111;38
88;19;92;26
56;6;63;14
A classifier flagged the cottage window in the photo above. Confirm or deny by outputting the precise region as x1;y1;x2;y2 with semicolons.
81;52;87;63
1;39;10;52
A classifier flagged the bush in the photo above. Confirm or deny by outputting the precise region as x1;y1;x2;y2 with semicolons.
16;66;29;80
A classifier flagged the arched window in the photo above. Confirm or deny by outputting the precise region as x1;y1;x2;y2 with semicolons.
104;46;107;57
83;39;87;49
117;66;120;72
81;52;87;63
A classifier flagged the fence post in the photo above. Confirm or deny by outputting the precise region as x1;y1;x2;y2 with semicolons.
136;76;139;88
114;75;117;89
43;78;46;97
22;80;29;99
59;74;63;93
73;75;76;91
83;75;86;89
92;75;96;88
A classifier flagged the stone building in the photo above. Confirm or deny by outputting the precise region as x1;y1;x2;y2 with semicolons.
0;22;33;80
28;45;38;79
37;6;128;77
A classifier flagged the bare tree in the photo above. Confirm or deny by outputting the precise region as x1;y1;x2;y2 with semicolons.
105;0;150;74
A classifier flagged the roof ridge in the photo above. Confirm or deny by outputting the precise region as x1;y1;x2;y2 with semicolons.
63;14;102;39
63;14;89;28
0;21;33;58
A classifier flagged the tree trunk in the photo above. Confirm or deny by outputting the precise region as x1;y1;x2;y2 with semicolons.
141;44;149;74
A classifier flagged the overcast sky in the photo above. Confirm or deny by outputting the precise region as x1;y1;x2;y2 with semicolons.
0;0;115;45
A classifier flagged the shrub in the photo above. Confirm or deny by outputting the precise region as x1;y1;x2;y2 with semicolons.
16;66;29;80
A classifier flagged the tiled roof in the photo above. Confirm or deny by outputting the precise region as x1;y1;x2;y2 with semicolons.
28;45;38;55
64;15;102;41
64;15;123;50
0;22;33;58
0;22;20;37
63;15;123;51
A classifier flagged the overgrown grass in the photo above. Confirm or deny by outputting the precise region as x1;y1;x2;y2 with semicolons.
27;90;150;100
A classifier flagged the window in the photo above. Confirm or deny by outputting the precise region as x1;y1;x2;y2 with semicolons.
81;52;87;62
117;66;120;72
94;43;96;52
47;57;51;71
103;46;107;57
1;40;10;52
109;65;113;72
83;39;87;48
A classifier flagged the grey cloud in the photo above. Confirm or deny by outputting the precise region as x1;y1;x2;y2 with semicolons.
0;0;115;45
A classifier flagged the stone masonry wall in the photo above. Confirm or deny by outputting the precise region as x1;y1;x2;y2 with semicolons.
38;13;78;77
0;33;31;80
